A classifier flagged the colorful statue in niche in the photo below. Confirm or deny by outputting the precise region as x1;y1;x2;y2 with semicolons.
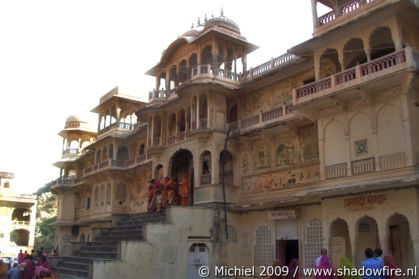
275;143;296;167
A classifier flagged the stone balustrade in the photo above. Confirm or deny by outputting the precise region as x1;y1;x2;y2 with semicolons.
352;157;375;175
318;0;375;27
325;162;347;179
83;154;151;176
294;48;415;106
228;105;296;135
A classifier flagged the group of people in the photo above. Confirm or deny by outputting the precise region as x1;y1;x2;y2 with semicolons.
147;176;189;212
0;249;58;279
270;248;400;279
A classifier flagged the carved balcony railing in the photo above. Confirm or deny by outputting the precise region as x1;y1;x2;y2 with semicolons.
318;0;375;27
219;173;233;185
379;152;406;170
262;107;283;122
12;220;30;226
82;155;151;176
360;50;406;76
295;48;416;105
168;135;176;145
227;105;296;136
296;76;332;99
351;157;375;175
200;174;211;185
240;52;296;82
51;177;81;187
325;162;347;179
98;121;135;136
241;115;260;129
178;131;186;142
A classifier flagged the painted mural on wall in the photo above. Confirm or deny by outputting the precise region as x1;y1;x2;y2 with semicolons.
253;139;272;170
241;164;320;195
299;124;319;162
275;142;296;167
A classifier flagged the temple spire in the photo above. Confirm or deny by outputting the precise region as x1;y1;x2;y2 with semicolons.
221;7;224;16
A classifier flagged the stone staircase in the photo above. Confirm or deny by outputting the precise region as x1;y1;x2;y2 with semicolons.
52;212;165;279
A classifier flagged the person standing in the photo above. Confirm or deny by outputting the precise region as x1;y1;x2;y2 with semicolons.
18;250;24;264
0;259;7;279
180;175;189;206
316;255;335;279
361;248;383;279
316;249;328;267
374;249;383;265
7;263;20;279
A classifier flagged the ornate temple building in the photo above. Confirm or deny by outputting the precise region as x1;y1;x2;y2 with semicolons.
50;0;419;278
0;172;37;257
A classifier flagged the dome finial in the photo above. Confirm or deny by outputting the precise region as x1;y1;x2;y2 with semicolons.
191;22;194;29
204;13;207;23
197;17;201;26
221;7;224;17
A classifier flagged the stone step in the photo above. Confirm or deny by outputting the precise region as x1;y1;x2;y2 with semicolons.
94;235;143;242
85;241;118;247
98;229;142;235
74;250;118;259
100;227;143;233
52;266;89;278
58;261;91;271
58;256;93;264
80;245;117;253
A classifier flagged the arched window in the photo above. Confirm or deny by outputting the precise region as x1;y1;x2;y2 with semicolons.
139;144;145;155
319;49;341;78
343;38;367;69
369;27;395;60
116;146;129;161
115;183;127;206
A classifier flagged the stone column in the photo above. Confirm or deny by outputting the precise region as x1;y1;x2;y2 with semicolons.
311;0;318;30
212;148;220;185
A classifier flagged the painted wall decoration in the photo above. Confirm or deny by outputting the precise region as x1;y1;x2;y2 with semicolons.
299;125;319;161
275;142;296;167
242;153;250;174
254;150;271;170
241;164;320;195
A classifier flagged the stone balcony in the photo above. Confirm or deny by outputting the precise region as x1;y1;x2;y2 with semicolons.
97;121;136;140
227;104;299;136
50;177;83;192
83;154;151;177
293;47;418;110
148;64;240;104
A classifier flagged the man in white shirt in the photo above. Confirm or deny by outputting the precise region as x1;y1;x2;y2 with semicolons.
315;248;328;267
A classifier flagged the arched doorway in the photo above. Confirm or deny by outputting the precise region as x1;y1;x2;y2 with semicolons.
170;149;194;205
188;243;210;279
387;214;414;270
330;218;352;268
355;216;380;266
